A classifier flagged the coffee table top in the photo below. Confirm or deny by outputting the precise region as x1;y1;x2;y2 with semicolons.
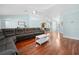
36;33;49;38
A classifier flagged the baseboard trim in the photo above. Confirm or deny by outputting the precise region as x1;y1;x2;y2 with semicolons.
63;35;79;40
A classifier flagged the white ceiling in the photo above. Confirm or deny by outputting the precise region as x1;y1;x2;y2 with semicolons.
0;4;79;19
0;4;55;15
41;4;79;18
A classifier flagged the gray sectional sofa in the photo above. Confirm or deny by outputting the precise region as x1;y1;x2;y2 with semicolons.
0;28;44;55
15;28;44;42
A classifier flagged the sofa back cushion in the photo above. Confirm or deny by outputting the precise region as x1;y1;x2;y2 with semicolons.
2;29;15;37
0;29;5;40
15;28;25;35
33;28;43;32
24;28;44;34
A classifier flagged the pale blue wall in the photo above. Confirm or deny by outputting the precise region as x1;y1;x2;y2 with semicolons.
0;15;41;29
29;16;41;28
63;12;79;39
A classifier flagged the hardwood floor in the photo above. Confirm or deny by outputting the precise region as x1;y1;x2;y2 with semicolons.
16;32;79;55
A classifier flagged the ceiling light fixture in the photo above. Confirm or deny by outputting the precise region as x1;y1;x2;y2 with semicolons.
32;10;36;15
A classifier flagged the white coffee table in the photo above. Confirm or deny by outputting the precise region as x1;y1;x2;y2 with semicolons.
35;34;49;45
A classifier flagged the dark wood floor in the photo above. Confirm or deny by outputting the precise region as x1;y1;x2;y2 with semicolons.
16;32;79;55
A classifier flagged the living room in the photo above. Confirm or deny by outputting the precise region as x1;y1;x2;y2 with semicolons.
0;4;79;55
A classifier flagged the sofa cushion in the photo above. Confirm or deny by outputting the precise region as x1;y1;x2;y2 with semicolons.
0;49;16;55
0;37;17;55
0;29;5;40
0;36;16;46
15;28;25;35
2;29;15;37
16;33;34;40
